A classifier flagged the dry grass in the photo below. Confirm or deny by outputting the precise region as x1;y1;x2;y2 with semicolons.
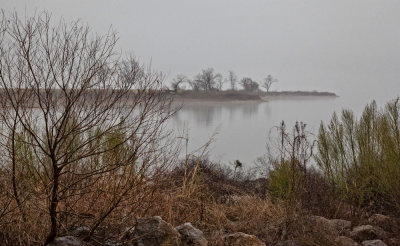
132;160;341;246
0;156;371;246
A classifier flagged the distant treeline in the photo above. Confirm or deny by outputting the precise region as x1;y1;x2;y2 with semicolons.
170;68;278;93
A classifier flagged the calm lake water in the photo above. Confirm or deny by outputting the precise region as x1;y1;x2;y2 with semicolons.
170;94;396;166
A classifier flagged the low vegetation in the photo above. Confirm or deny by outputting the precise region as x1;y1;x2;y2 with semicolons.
316;99;400;215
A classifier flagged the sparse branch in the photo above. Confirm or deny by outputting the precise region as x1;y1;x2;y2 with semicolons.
262;74;278;93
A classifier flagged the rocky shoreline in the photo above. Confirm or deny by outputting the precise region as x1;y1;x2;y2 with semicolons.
48;213;400;246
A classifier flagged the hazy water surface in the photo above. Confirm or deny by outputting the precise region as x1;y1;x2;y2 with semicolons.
170;95;388;166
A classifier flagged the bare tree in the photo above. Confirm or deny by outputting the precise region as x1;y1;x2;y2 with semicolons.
262;74;278;93
228;70;237;90
240;77;259;92
187;79;199;91
0;12;177;244
186;80;196;91
171;74;188;93
217;76;225;91
193;68;222;91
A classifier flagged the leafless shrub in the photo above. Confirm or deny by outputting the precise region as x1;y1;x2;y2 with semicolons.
171;74;189;92
240;77;259;92
193;68;223;91
228;70;237;91
0;11;177;245
261;74;278;93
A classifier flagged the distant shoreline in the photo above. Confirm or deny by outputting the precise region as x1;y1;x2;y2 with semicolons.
171;90;338;102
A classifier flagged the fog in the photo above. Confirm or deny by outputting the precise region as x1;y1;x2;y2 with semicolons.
3;0;400;104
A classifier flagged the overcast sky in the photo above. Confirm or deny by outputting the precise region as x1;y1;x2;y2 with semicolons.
2;0;400;99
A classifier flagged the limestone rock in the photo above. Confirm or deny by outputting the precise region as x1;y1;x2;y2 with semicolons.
275;240;307;246
335;236;359;246
48;236;83;246
310;216;335;233
361;240;388;246
175;223;207;246
331;219;352;234
350;225;387;242
223;232;265;246
133;216;181;246
104;241;124;246
310;216;351;235
368;214;398;233
68;226;90;239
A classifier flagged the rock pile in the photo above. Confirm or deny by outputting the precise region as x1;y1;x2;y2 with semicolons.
48;214;400;246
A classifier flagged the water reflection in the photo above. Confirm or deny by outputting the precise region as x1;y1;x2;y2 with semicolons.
170;96;365;166
173;101;263;128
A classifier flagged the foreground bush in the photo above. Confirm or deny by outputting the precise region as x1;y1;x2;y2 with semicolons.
316;99;400;215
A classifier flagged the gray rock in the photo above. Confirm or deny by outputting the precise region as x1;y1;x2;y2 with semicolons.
133;216;181;246
223;232;265;246
368;214;398;233
361;240;388;246
104;242;124;246
331;219;352;234
350;225;387;242
310;216;351;236
175;223;207;246
335;236;359;246
69;226;90;239
48;236;83;246
310;216;334;231
275;240;307;246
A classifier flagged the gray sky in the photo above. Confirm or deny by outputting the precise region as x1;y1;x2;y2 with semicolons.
2;0;400;99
